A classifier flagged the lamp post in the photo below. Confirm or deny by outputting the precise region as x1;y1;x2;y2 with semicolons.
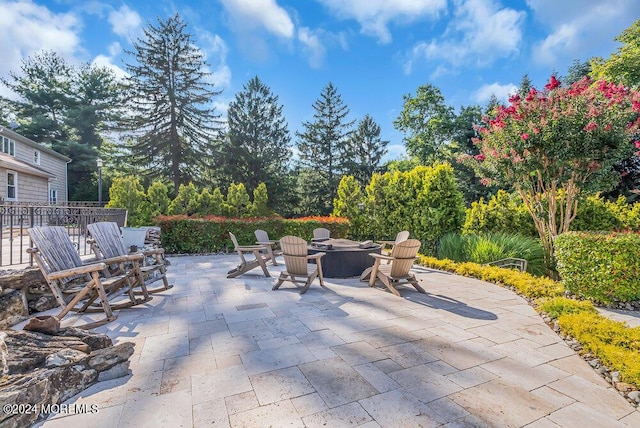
96;158;103;207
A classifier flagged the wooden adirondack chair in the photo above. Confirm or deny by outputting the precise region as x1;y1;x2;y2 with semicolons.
27;226;150;329
87;222;173;293
254;229;281;266
273;236;325;294
378;230;410;257
312;228;330;240
359;231;410;281
227;232;271;278
366;238;426;297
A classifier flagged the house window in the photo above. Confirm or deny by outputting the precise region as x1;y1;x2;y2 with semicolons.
7;171;17;200
34;149;40;165
1;136;15;156
49;188;57;203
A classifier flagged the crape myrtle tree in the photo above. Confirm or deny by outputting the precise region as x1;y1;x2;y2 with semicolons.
296;82;354;215
1;51;124;200
122;14;222;197
470;75;640;259
222;76;292;212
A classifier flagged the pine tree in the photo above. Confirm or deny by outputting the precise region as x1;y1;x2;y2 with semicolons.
345;115;388;187
518;74;533;98
2;51;124;201
122;14;222;196
223;76;292;211
296;82;354;215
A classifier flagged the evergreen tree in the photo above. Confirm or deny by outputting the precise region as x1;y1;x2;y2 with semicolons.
518;74;533;98
345;115;388;187
1;51;74;143
2;51;124;201
296;82;354;215
122;14;222;196
222;76;292;211
564;59;592;85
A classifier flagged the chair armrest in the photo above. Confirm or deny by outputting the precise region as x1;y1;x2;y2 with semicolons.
256;240;278;246
102;254;144;265
142;247;164;256
370;253;395;261
307;252;325;260
237;245;268;251
376;240;395;246
47;262;108;280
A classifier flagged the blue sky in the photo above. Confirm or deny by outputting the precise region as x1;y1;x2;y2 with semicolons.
1;0;638;160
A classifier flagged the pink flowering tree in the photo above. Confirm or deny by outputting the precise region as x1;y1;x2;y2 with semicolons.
472;75;640;258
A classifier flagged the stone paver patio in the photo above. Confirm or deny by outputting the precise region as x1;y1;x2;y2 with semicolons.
27;254;640;427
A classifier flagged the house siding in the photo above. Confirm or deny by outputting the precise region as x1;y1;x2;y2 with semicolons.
0;128;69;202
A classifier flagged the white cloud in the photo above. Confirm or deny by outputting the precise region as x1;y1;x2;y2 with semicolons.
199;32;232;90
405;0;525;72
317;0;447;44
108;5;141;39
0;0;83;92
472;82;518;103
528;0;640;66
92;54;128;80
220;0;294;39
298;27;326;68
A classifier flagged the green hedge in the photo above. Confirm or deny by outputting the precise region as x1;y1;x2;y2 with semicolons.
156;215;350;253
555;231;640;304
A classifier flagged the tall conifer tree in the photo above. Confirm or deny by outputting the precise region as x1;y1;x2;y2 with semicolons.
296;82;354;215
222;76;292;211
122;14;222;195
345;115;388;187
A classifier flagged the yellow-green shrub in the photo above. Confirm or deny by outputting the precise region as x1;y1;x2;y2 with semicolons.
418;256;563;299
538;297;597;319
557;312;640;386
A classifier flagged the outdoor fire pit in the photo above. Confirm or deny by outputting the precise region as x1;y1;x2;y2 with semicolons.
307;238;381;278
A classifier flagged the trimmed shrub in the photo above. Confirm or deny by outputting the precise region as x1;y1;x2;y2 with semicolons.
555;232;640;304
157;215;350;254
363;163;465;255
462;190;535;237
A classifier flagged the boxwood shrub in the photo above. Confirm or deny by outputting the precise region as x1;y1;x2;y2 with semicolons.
555;232;640;304
156;215;350;254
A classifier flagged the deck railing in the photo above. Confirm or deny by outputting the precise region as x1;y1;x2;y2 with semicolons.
0;203;127;267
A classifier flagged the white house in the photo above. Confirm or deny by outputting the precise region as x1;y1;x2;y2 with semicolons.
0;127;70;203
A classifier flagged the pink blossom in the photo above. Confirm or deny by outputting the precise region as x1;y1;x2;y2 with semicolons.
545;76;561;91
532;128;540;134
584;122;598;131
480;178;491;186
634;141;640;149
604;124;612;131
474;153;486;162
508;94;521;104
521;133;530;140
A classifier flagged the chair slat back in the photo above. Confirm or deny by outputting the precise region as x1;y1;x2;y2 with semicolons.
87;222;128;259
229;232;246;264
389;239;421;277
28;226;84;275
395;231;410;245
254;229;270;243
280;235;309;276
312;228;330;240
